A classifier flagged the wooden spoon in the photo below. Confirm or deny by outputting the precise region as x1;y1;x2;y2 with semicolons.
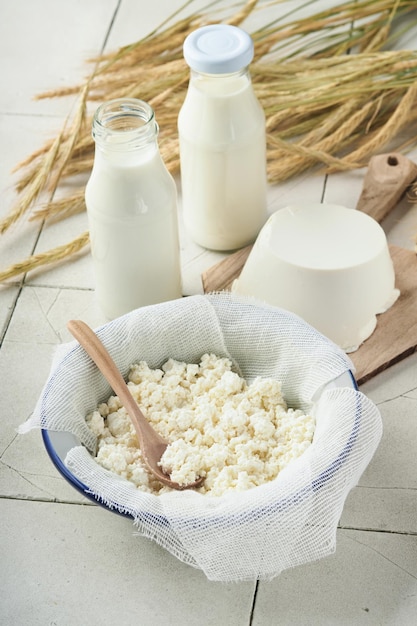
67;319;203;491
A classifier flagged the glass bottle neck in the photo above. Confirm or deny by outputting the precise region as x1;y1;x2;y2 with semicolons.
92;98;159;159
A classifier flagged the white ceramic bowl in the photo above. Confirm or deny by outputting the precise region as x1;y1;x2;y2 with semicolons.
232;203;399;352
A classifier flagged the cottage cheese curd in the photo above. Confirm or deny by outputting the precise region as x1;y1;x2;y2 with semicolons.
86;354;315;496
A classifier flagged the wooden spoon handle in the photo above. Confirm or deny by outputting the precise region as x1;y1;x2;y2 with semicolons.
67;319;163;450
67;319;203;491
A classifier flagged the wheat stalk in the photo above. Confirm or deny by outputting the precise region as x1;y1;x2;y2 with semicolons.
30;190;86;223
0;133;62;235
1;0;417;282
0;231;90;283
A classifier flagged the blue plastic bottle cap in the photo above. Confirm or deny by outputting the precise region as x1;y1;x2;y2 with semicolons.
183;24;254;74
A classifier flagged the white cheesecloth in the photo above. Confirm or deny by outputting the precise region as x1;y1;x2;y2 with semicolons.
20;292;382;582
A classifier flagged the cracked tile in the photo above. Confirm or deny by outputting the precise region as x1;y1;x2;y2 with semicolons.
0;286;19;339
340;391;417;534
341;487;417;534
253;529;417;625
0;340;54;452
0;458;88;505
5;285;106;345
360;395;417;490
0;288;106;464
360;352;417;404
0;429;90;504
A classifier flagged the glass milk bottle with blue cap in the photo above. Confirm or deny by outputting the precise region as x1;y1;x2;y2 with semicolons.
178;24;268;251
85;98;182;320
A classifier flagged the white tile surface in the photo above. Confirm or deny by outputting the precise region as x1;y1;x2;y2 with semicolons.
252;530;417;625
0;0;119;115
2;499;255;626
1;1;417;624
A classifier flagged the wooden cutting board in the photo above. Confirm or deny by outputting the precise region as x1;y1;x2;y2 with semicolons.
202;244;417;386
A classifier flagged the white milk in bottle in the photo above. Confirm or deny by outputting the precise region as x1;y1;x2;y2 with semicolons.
85;98;182;319
178;24;268;251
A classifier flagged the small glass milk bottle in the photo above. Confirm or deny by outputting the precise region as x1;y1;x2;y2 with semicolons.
178;24;268;251
85;98;182;320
